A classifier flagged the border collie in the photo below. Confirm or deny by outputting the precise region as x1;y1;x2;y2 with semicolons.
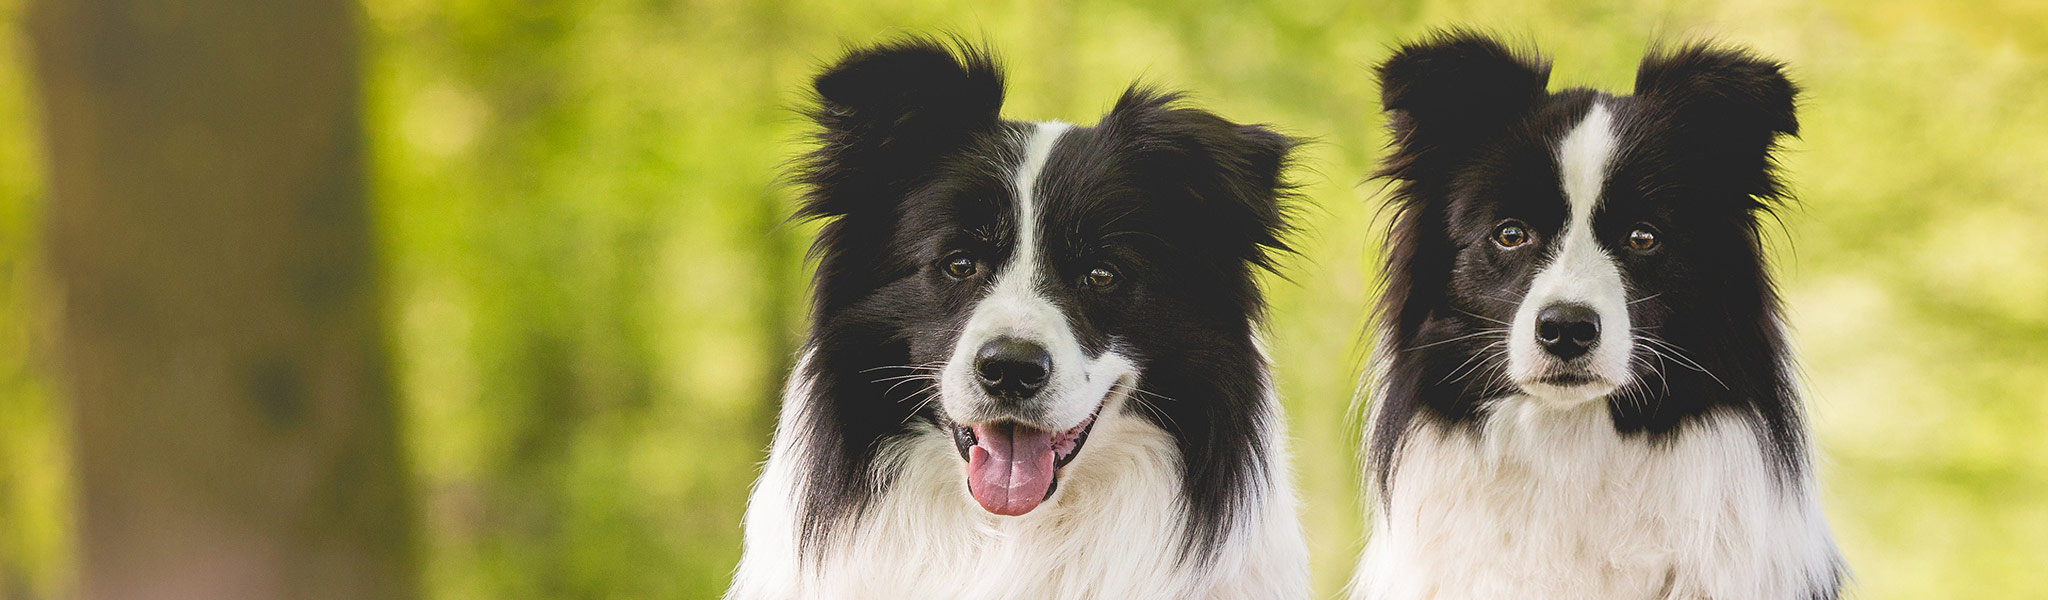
1350;32;1844;599
728;38;1309;599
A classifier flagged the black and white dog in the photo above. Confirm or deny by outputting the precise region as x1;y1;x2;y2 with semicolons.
1351;32;1844;599
728;39;1309;598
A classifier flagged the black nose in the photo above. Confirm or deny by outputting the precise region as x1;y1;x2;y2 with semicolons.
1535;303;1601;360
974;338;1051;400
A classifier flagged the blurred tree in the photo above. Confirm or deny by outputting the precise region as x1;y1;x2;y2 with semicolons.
27;0;418;598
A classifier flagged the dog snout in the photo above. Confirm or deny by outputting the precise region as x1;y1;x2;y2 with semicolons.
974;337;1051;400
1535;303;1601;360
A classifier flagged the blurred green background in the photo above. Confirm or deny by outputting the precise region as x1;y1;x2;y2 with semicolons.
3;0;2046;597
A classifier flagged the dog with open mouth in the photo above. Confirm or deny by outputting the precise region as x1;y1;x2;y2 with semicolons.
727;38;1309;599
1349;31;1845;599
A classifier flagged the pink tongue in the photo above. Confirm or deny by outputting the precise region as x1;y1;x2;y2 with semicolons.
966;422;1056;516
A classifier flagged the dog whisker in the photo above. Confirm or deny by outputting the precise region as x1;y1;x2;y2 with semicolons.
1438;340;1508;386
1452;307;1513;326
1632;335;1728;390
1404;328;1511;352
882;374;941;399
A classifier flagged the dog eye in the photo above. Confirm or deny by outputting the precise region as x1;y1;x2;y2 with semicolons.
1493;221;1532;248
942;252;980;279
1083;265;1118;288
1625;227;1659;252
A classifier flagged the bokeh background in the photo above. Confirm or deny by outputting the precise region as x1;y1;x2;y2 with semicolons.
3;0;2046;597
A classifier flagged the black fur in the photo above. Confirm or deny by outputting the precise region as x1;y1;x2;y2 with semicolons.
1367;30;1812;502
790;37;1294;566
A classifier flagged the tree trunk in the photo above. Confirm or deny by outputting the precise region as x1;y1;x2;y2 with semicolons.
28;0;418;598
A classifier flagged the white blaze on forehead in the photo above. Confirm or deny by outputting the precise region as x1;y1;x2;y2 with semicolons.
1006;120;1073;280
939;121;1122;430
1508;101;1635;403
959;121;1072;358
1548;103;1621;287
1557;103;1617;220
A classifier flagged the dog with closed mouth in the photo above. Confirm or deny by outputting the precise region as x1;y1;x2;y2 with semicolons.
727;38;1309;599
1350;31;1845;599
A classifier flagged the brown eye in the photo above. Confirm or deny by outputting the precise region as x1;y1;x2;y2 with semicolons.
942;253;979;279
1494;221;1532;248
1626;227;1659;251
1084;265;1117;288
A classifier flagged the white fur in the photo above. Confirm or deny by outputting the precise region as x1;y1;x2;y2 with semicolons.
1510;103;1635;403
1351;399;1838;600
730;121;1308;599
732;363;1307;599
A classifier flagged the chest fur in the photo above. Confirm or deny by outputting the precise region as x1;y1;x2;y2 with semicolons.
737;412;1307;600
1355;400;1837;600
833;419;1196;599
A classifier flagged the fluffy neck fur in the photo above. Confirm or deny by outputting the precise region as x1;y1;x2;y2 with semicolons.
1352;380;1841;600
729;355;1309;600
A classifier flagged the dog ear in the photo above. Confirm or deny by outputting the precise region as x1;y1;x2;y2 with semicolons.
1105;88;1297;271
1375;30;1551;182
800;37;1006;220
1634;43;1799;205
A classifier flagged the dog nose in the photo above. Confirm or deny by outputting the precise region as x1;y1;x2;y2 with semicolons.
1535;303;1601;359
974;338;1051;400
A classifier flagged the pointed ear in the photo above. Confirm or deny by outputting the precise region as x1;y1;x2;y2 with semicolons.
1104;88;1297;271
1375;30;1550;180
1634;43;1799;203
801;37;1005;219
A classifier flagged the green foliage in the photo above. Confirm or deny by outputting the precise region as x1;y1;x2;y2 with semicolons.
4;0;2047;598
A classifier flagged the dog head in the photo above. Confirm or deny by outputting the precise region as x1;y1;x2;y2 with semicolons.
797;38;1292;524
1371;31;1798;423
